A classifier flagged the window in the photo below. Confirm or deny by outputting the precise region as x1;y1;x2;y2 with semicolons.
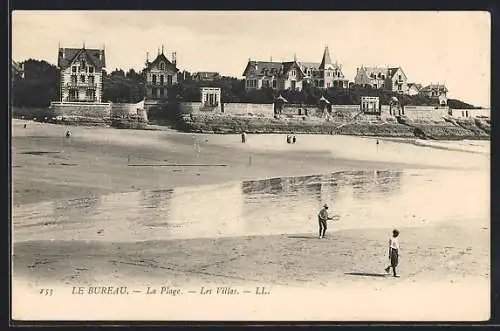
71;75;77;84
160;88;165;97
86;89;95;101
69;89;78;101
398;75;402;81
272;80;277;88
80;75;85;83
72;66;77;73
89;66;94;73
160;75;164;86
167;75;173;86
159;62;165;70
152;74;157;84
88;75;94;85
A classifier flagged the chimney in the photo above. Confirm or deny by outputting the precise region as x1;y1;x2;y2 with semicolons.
146;52;149;63
162;44;164;54
172;52;177;66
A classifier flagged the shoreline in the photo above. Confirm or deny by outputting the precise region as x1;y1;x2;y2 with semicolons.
12;119;488;206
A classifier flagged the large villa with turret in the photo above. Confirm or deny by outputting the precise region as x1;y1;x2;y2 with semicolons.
242;47;349;91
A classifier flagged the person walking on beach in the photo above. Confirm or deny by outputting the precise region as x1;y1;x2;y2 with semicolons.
318;204;333;239
385;229;400;277
292;135;297;144
241;131;247;143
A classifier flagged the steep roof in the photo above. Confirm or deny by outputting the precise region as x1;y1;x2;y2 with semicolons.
243;61;284;77
299;62;320;71
387;67;405;79
361;66;389;78
319;46;332;69
58;47;106;69
282;61;306;76
145;52;178;72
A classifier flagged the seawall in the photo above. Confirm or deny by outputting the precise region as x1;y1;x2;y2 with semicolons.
177;114;490;140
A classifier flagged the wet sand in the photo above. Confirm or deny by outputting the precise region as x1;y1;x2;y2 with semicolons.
11;120;490;321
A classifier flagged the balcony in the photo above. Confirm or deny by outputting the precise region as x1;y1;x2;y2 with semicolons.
148;82;171;87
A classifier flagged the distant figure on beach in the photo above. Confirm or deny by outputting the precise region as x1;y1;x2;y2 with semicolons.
317;204;334;239
286;135;291;144
23;124;27;128
65;130;71;138
292;135;297;144
385;229;400;277
376;139;380;146
241;132;247;143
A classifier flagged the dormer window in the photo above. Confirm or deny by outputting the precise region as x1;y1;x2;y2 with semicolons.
159;62;165;70
80;74;85;83
72;66;77;73
89;66;94;73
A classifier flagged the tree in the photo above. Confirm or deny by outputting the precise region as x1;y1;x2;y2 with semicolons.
12;59;60;107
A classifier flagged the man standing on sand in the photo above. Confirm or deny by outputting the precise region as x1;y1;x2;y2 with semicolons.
318;204;333;239
385;229;400;277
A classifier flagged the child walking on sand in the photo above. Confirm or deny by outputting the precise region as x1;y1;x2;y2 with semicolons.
385;229;400;277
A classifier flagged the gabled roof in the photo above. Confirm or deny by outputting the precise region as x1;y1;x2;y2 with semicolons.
282;61;306;77
145;52;179;72
319;46;332;70
387;67;405;79
58;47;106;69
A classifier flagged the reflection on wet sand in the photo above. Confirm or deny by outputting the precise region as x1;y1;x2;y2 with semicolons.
13;169;488;242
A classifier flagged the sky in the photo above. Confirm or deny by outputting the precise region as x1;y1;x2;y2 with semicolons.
12;11;490;107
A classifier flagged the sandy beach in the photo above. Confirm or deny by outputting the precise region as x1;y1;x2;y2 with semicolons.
11;119;490;321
